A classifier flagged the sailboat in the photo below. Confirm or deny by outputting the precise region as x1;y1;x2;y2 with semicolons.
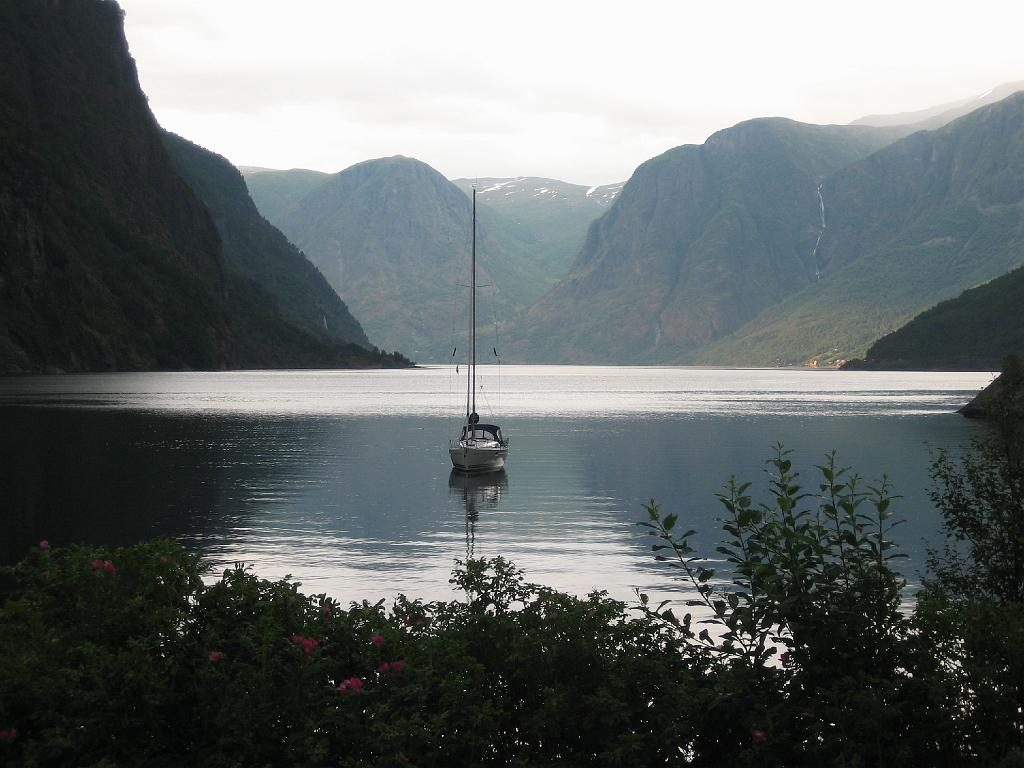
449;188;509;473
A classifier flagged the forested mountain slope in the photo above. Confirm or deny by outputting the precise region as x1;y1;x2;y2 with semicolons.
242;167;330;224
510;119;907;362
163;134;373;353
845;264;1024;370
0;0;402;372
274;156;547;360
701;93;1024;366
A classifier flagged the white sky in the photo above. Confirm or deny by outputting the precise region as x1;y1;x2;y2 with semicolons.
119;0;1024;186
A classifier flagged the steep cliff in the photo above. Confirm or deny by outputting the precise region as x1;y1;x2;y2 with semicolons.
702;93;1024;366
0;0;401;372
512;119;904;362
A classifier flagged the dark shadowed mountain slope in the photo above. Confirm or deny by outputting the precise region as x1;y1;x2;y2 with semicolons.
0;0;402;372
844;264;1024;370
276;156;547;360
0;0;225;371
162;134;372;350
511;119;906;363
700;92;1024;366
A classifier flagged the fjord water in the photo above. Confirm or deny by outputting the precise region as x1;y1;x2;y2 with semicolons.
0;366;993;603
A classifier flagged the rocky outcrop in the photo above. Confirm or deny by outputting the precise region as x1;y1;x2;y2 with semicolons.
961;357;1024;421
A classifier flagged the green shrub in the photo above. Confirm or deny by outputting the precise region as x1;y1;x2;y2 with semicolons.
917;409;1024;765
0;544;703;767
640;447;947;766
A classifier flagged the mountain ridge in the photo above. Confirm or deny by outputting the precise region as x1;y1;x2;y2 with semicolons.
0;0;405;373
509;117;910;363
268;155;547;360
852;80;1024;130
162;132;385;356
699;91;1024;366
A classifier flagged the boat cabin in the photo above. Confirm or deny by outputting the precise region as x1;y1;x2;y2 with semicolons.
460;423;504;443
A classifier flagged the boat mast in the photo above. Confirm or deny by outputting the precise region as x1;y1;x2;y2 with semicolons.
470;188;477;428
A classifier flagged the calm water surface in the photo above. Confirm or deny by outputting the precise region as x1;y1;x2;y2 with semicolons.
0;366;995;603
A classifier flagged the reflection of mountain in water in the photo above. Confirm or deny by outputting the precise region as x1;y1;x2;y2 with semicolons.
0;407;339;565
448;470;508;559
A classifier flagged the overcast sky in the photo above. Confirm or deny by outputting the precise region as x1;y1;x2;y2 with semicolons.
119;0;1024;186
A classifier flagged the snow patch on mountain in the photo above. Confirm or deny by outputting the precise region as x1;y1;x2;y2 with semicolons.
454;176;624;207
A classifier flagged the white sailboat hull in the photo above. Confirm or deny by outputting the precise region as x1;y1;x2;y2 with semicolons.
449;442;508;473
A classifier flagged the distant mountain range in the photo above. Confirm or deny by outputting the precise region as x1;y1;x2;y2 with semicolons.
450;177;623;281
252;156;553;360
245;169;625;359
244;84;1024;369
5;0;1020;372
242;167;330;225
852;80;1024;130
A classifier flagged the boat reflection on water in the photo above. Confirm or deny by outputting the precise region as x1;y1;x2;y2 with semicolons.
448;469;508;559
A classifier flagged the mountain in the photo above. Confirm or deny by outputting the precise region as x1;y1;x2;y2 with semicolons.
511;119;907;363
844;264;1024;370
242;167;330;224
271;156;548;360
0;0;404;372
161;133;374;353
852;81;1024;131
700;92;1024;366
451;177;624;279
245;169;620;350
1;0;219;371
461;177;623;209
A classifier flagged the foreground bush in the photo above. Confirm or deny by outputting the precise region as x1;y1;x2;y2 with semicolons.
0;544;707;767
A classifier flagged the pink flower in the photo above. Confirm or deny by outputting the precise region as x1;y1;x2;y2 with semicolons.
379;659;404;674
321;600;333;617
90;559;103;570
159;555;169;564
752;728;767;744
39;540;50;550
389;659;405;673
336;676;363;693
377;661;390;674
370;634;385;648
0;727;17;742
290;634;319;654
103;560;116;575
208;651;224;663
